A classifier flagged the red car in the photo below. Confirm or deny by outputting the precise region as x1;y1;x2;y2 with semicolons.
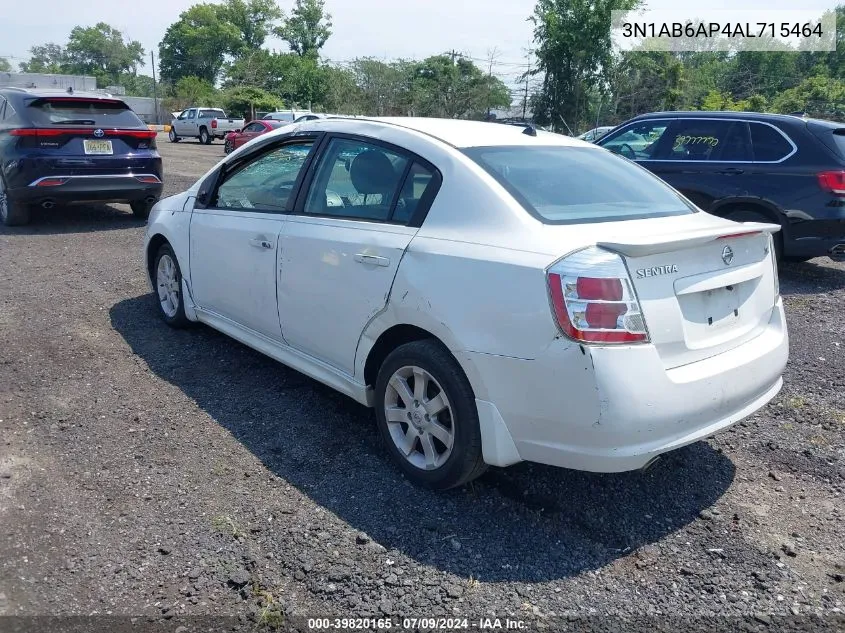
223;120;285;154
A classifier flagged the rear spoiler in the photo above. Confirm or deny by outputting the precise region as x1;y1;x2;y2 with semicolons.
597;222;780;258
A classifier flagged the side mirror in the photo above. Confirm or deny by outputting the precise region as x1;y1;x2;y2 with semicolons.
195;169;220;209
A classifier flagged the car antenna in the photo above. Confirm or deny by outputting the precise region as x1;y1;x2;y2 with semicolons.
523;124;537;137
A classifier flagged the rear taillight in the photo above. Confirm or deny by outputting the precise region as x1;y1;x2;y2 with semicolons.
10;128;68;137
211;119;217;129
547;246;649;345
769;234;780;300
817;170;845;195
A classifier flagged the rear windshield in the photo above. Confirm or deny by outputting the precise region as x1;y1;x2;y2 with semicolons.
265;112;294;122
26;98;144;128
463;146;695;224
198;109;225;119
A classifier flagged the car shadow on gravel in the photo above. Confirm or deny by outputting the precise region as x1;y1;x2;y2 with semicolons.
779;259;845;295
111;294;737;583
0;203;144;235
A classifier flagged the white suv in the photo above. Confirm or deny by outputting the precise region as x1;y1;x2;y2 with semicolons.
143;117;789;489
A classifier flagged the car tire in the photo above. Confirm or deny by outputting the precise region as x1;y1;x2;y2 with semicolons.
199;128;212;145
130;200;156;220
224;139;234;154
168;128;180;143
374;339;487;490
153;243;191;328
0;179;30;226
725;208;783;261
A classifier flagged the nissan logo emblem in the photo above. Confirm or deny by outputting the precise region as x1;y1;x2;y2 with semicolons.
721;245;735;266
93;129;105;138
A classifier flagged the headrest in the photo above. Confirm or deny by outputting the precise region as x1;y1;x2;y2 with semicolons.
350;150;396;195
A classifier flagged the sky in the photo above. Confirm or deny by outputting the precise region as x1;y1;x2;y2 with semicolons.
0;0;838;88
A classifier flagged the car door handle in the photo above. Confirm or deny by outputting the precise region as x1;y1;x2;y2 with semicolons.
716;168;745;175
354;253;390;267
249;238;273;250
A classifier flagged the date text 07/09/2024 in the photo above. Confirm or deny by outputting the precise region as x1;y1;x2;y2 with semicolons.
306;617;527;630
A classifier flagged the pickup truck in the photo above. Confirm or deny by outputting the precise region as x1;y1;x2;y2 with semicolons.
169;108;245;145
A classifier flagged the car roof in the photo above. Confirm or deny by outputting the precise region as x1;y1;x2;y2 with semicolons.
1;87;121;101
630;110;811;125
344;117;587;148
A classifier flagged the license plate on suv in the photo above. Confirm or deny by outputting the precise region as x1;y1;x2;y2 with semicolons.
83;140;113;155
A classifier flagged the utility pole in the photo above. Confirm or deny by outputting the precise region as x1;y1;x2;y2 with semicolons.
150;50;159;126
523;80;528;121
486;46;500;119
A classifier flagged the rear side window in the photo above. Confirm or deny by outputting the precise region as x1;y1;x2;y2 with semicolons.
465;146;694;224
199;109;225;119
750;123;793;162
660;120;751;161
26;98;144;128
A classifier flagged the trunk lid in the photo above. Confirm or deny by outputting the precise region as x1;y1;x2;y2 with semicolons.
599;221;779;369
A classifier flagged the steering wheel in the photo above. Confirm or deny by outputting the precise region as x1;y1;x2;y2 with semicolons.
618;143;636;159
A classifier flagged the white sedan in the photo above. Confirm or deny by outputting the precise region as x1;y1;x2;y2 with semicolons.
143;117;789;489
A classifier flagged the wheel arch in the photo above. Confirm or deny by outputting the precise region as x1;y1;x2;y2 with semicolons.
709;197;784;226
358;317;488;403
146;233;170;286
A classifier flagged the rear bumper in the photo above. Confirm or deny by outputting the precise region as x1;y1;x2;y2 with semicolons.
783;234;845;260
467;299;788;472
782;216;845;259
10;174;163;205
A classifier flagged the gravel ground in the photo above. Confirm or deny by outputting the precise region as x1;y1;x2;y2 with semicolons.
0;135;843;632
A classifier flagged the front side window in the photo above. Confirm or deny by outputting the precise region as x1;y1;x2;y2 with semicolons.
304;138;409;222
243;122;263;133
599;121;670;160
187;110;196;120
750;123;793;162
215;141;314;212
464;145;695;224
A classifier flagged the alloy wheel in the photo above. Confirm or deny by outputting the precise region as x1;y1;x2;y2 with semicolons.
156;254;180;318
383;365;455;470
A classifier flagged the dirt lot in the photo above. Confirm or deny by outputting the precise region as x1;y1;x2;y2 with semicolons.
0;135;843;631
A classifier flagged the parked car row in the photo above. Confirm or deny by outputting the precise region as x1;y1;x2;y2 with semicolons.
9;93;844;492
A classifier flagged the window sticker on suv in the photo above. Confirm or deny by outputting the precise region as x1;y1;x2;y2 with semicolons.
673;135;719;149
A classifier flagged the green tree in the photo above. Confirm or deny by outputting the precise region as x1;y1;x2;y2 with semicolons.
530;0;641;132
159;4;242;84
64;23;145;85
414;55;510;119
222;0;283;55
321;65;362;113
607;51;684;123
276;0;332;58
165;75;219;111
700;89;735;111
771;75;845;119
0;58;11;73
19;43;68;73
220;85;282;119
121;74;157;98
